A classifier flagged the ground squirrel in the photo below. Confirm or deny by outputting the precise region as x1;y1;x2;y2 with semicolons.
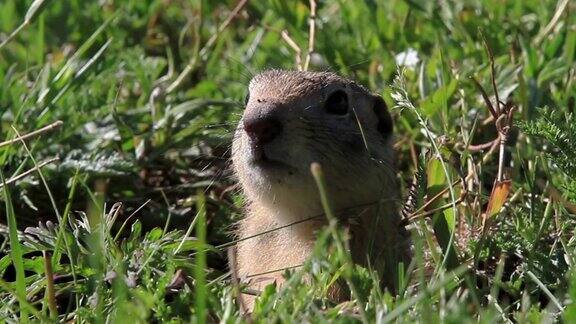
231;70;411;309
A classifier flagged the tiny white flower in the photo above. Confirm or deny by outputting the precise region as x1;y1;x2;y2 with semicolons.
395;48;420;69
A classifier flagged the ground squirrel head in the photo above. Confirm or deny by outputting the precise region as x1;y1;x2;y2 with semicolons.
232;70;398;219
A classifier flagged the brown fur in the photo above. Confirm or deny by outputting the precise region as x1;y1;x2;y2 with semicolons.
231;70;411;310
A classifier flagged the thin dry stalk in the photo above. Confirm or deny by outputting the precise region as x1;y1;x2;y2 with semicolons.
537;179;576;215
43;251;57;318
167;0;249;93
0;157;59;189
466;138;499;152
245;264;303;279
114;199;151;241
227;246;250;314
480;32;500;115
476;32;516;183
303;0;317;71
199;0;248;58
410;179;464;217
211;199;395;254
480;138;500;164
470;32;516;236
534;0;571;45
310;162;367;321
12;125;62;221
0;120;63;148
281;30;303;70
408;197;466;222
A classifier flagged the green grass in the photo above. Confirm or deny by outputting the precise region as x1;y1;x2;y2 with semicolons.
0;0;575;322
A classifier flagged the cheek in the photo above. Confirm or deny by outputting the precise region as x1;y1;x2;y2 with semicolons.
286;140;312;163
269;128;310;163
231;134;251;175
231;140;243;167
345;134;367;153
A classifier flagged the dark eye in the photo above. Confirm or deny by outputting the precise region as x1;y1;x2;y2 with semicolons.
244;93;250;105
325;90;348;115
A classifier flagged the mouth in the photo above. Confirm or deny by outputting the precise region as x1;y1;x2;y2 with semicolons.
252;155;290;169
248;145;295;172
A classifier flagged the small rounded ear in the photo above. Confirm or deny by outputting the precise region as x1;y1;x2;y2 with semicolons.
372;95;393;136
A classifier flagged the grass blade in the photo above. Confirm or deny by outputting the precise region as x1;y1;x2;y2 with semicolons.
194;189;207;323
0;170;28;322
0;0;52;51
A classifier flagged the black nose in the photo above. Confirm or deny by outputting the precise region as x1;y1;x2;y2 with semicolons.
243;117;282;144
